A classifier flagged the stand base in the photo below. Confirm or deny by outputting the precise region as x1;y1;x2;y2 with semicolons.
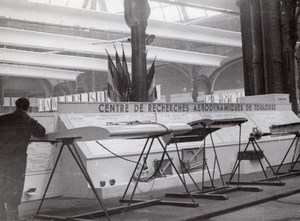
34;214;66;220
165;192;228;200
227;181;285;186
119;198;199;208
219;186;263;193
289;169;300;172
35;199;182;220
275;170;300;175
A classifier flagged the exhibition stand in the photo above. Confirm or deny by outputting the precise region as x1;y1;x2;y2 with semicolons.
20;94;300;219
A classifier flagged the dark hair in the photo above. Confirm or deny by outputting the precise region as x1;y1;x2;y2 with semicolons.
15;97;30;111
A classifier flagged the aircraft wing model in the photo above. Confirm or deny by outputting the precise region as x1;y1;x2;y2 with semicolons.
34;118;248;142
33;122;193;142
103;121;192;139
163;118;248;144
269;122;300;135
32;126;111;142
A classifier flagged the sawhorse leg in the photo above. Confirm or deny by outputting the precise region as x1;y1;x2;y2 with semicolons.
166;130;229;200
121;138;154;206
35;138;110;221
227;137;284;187
36;142;64;216
120;137;199;207
275;134;300;174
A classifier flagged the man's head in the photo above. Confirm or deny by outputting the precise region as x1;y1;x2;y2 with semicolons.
15;97;30;112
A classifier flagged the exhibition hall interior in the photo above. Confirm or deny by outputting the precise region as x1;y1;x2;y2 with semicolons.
1;0;300;221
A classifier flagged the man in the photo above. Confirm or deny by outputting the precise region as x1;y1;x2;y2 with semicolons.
0;98;46;220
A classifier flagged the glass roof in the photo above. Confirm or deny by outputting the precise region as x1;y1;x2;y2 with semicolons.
27;0;221;23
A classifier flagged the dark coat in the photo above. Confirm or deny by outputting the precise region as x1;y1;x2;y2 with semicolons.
0;110;46;206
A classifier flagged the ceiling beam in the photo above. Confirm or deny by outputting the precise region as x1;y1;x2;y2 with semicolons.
0;64;81;81
176;0;240;13
0;27;227;67
0;48;107;71
150;0;239;15
0;0;242;47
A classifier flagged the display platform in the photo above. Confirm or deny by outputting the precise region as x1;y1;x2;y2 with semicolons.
47;98;300;199
22;113;59;202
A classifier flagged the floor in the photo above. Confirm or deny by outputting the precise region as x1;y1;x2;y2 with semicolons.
17;171;300;221
207;193;300;221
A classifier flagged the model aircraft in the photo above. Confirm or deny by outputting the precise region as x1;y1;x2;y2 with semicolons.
269;122;300;135
162;118;248;144
32;126;110;142
33;118;248;143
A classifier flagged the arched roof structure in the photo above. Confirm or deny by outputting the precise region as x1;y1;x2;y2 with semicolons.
0;0;243;98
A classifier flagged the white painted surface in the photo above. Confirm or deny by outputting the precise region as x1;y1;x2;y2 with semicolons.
0;0;241;47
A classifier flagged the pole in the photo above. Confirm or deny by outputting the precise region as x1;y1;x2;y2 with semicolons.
124;0;150;101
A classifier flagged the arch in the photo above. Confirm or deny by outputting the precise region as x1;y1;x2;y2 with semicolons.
197;74;212;94
155;63;192;96
38;79;53;97
210;56;244;92
52;81;71;97
156;63;190;79
4;76;48;98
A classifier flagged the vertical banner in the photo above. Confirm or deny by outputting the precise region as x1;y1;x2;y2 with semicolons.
66;95;73;102
88;92;97;102
38;99;45;112
72;94;81;102
97;91;104;102
11;97;18;107
81;93;89;102
58;96;66;102
29;98;38;108
3;97;11;107
44;98;52;111
97;91;109;102
51;97;58;111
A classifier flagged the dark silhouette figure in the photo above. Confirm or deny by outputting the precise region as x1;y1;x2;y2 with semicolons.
0;98;46;220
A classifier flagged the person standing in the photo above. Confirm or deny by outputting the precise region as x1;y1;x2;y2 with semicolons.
0;98;46;220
